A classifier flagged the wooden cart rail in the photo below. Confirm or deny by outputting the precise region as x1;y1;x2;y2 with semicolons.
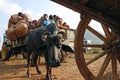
5;29;76;48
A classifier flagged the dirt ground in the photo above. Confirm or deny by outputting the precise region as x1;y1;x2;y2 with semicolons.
0;53;118;80
0;55;85;80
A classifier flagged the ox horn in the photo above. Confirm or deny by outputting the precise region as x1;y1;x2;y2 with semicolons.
41;31;52;42
57;31;67;41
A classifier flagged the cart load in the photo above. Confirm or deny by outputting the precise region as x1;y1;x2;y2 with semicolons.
8;14;22;28
6;27;17;40
14;20;28;37
6;14;29;40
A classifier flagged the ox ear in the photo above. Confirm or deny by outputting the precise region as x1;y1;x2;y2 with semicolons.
57;31;67;41
61;44;74;53
41;31;52;42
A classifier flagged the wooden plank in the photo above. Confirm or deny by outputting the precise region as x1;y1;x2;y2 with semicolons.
51;0;120;34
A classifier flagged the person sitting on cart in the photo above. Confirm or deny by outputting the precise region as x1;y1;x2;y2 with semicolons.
29;20;39;30
38;17;44;27
62;22;70;29
49;15;55;24
42;14;50;27
8;14;22;28
18;12;32;22
56;17;63;29
53;15;58;23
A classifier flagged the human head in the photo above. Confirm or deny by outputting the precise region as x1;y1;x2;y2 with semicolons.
53;15;56;17
43;14;48;20
66;25;70;29
58;18;63;24
32;20;38;25
49;15;53;20
18;12;23;17
38;17;43;22
63;22;67;26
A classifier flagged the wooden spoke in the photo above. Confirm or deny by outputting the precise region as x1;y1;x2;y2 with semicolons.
101;24;111;38
75;16;97;80
87;26;107;43
97;53;111;78
111;54;117;80
83;44;104;48
86;51;107;65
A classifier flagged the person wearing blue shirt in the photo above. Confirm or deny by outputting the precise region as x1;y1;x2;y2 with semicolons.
42;14;50;26
43;20;50;26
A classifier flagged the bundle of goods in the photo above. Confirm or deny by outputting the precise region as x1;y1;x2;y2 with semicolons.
6;27;17;40
6;20;28;40
8;14;22;28
10;14;22;24
15;20;28;37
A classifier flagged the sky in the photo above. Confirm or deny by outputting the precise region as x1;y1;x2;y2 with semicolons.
0;0;103;50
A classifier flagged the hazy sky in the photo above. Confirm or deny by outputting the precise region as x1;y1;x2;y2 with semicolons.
0;0;103;50
0;0;80;28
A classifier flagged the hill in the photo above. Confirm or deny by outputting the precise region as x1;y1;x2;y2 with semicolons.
84;30;104;44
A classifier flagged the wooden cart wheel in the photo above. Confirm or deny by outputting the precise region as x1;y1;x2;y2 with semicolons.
74;15;120;80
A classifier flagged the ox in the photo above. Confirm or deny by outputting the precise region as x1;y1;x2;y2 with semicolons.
26;23;74;80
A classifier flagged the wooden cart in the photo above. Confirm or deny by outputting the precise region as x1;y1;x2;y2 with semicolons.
51;0;120;80
1;28;76;61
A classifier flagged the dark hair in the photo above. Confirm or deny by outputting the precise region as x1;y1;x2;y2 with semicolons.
53;15;56;18
18;12;23;16
43;14;48;17
49;15;53;19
